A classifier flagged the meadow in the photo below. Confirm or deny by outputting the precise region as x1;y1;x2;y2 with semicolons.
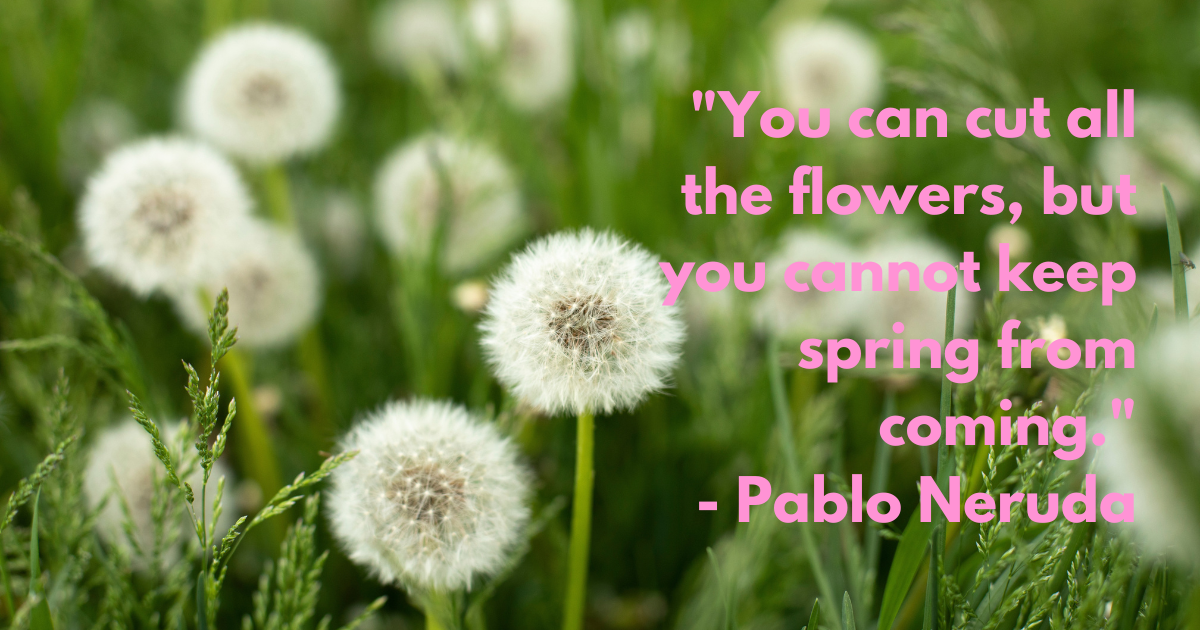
1;0;1198;628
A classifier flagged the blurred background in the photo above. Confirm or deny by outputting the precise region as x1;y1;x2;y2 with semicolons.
1;0;1198;627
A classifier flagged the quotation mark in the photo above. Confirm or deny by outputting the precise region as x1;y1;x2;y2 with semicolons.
692;90;715;112
1096;397;1134;446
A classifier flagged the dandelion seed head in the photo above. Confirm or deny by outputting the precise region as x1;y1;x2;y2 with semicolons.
183;24;340;163
78;137;253;295
327;400;531;591
83;418;232;565
1094;98;1200;226
480;229;685;415
319;190;367;278
468;0;575;112
374;134;525;275
771;20;882;126
1096;326;1200;564
986;224;1031;259
755;229;864;340
610;10;654;68
453;280;490;313
372;0;467;78
172;220;321;348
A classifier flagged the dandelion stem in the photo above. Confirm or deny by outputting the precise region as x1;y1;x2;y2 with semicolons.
261;164;295;228
298;326;335;444
427;611;445;630
562;409;594;630
220;348;283;514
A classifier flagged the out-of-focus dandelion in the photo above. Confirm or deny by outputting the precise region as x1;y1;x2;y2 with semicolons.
1095;97;1200;226
1096;326;1200;566
859;235;974;341
183;24;340;164
1034;314;1070;362
78;137;253;295
770;20;882;127
59;98;138;188
327;399;531;593
84;418;232;564
172;220;321;349
479;229;683;630
452;280;490;313
755;229;864;340
467;0;575;112
319;191;368;278
374;134;525;275
480;229;684;415
987;224;1031;259
610;10;654;69
371;0;467;80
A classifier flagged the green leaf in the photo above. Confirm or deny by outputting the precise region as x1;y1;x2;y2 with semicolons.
1163;185;1188;322
805;597;820;630
877;510;934;630
842;592;856;630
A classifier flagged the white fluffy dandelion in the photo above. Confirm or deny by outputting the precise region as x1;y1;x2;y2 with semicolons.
371;0;467;79
320;191;368;278
183;24;340;163
374;134;525;275
1096;326;1200;565
480;229;685;415
467;0;575;112
610;9;654;69
84;418;233;561
78;137;253;295
1094;97;1200;227
859;235;974;341
172;220;321;348
754;229;865;340
327;399;531;591
770;19;883;127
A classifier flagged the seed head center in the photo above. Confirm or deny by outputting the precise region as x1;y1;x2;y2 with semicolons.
136;188;195;235
387;461;468;526
548;295;617;355
241;73;289;113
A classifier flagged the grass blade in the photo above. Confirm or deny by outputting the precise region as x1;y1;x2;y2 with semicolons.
803;597;820;630
843;592;856;630
877;510;934;630
1163;185;1188;322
